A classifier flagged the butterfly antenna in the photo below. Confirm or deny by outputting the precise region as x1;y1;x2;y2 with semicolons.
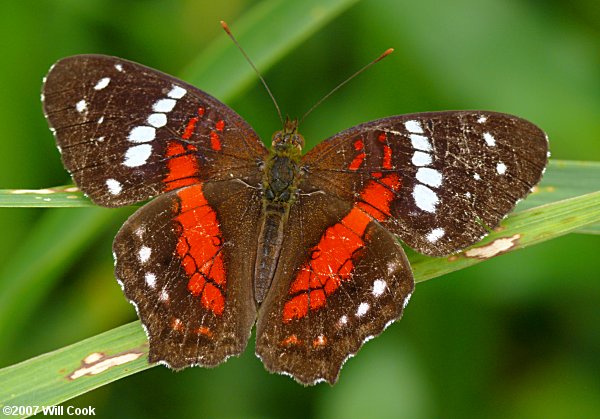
221;21;284;125
299;48;394;125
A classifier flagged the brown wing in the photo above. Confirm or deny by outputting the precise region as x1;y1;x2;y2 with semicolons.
42;54;267;207
301;111;548;256
255;191;413;385
113;177;261;368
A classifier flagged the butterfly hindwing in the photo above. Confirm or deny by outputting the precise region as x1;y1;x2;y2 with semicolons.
302;111;548;255
256;192;414;385
113;177;262;368
42;54;267;207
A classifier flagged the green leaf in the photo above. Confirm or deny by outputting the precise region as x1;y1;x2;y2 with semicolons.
2;190;599;408
0;323;149;409
0;186;90;208
412;190;600;282
182;0;361;100
516;160;600;234
0;208;121;355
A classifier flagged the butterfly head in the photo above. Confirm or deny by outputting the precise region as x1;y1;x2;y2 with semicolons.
272;117;304;153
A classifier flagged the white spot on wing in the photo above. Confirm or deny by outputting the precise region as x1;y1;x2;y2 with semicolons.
145;272;156;288
114;63;123;72
98;116;104;124
94;77;111;90
372;279;386;297
147;113;167;128
477;116;488;123
167;85;187;99
128;126;156;143
338;315;348;326
483;132;496;146
405;120;424;133
413;184;439;213
496;162;507;175
403;293;412;309
356;302;370;317
416;167;442;188
106;178;122;195
123;144;152;167
139;246;151;263
426;227;445;243
386;260;399;275
412;151;432;166
159;290;169;301
410;134;432;151
474;173;481;180
153;98;176;112
75;99;87;113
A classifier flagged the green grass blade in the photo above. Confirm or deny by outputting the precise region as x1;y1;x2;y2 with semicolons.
1;190;598;408
517;160;600;210
182;0;361;99
0;208;121;356
0;322;149;411
412;190;600;282
516;160;600;234
0;186;90;208
1;160;598;209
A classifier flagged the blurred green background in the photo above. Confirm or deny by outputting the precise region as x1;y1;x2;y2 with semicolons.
1;0;600;417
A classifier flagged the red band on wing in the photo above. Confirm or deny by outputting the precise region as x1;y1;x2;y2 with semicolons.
210;131;222;151
182;107;206;140
377;131;393;169
382;145;393;169
348;138;366;171
283;207;371;323
357;174;401;221
174;185;226;315
282;173;402;323
163;141;200;191
182;117;199;140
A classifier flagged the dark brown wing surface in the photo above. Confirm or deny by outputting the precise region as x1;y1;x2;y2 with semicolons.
113;178;262;368
42;54;267;207
301;111;548;256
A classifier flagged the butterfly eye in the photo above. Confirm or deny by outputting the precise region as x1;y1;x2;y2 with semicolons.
292;133;305;150
271;131;283;147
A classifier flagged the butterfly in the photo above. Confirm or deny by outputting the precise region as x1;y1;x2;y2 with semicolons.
41;54;548;385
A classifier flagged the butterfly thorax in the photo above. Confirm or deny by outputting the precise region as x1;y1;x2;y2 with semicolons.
254;119;305;304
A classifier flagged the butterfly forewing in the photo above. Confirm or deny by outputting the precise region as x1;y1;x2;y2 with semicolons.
302;111;548;255
42;54;267;207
